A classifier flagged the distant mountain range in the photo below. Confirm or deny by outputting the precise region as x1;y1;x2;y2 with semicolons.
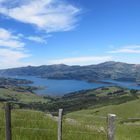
0;61;140;82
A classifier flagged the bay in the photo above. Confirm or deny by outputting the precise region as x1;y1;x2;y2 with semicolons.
14;76;110;96
4;76;140;96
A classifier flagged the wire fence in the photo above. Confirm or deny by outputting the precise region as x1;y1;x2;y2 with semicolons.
0;103;140;140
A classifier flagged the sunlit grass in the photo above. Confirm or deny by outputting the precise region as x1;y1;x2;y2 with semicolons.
0;105;107;140
0;96;140;140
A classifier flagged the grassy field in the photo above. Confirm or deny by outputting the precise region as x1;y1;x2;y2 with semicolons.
0;87;139;140
0;97;139;140
0;88;48;104
66;97;140;140
0;103;107;140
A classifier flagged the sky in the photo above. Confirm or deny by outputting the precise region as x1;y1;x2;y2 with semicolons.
0;0;140;68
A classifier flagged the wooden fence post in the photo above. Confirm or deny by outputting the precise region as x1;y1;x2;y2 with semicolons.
5;103;12;140
58;109;63;140
107;114;116;140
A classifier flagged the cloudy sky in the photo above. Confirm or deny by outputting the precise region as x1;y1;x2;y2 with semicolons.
0;0;140;68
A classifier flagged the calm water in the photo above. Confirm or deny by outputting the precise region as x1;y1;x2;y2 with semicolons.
5;76;140;96
102;79;140;90
13;76;110;96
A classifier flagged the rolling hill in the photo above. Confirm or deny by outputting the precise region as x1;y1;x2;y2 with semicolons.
0;86;139;140
0;61;140;82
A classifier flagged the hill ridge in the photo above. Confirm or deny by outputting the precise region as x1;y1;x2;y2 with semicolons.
0;61;140;82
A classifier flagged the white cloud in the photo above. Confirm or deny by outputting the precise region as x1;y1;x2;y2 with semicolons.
109;49;140;54
27;36;47;44
125;45;140;49
0;28;30;68
0;0;80;32
108;45;140;54
48;56;112;65
0;28;25;49
0;1;81;68
0;48;30;69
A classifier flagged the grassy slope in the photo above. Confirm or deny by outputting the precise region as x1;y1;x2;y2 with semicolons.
0;98;139;140
48;86;138;112
66;96;140;140
0;87;139;139
0;103;106;140
0;88;48;104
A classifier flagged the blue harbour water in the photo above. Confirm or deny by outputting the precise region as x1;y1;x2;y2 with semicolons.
7;76;140;96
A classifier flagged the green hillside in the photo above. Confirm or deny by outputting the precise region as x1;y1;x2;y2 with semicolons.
66;97;140;140
47;86;139;113
0;88;48;104
0;103;107;140
0;97;139;140
0;86;139;140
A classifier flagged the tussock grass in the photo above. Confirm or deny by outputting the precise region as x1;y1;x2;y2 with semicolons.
66;96;140;140
0;101;139;140
0;104;106;140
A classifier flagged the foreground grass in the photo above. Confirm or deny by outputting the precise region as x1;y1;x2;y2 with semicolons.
0;98;139;140
0;86;139;140
66;97;140;140
0;104;106;140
